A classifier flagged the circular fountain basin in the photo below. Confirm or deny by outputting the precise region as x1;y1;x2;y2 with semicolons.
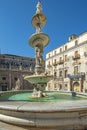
0;91;87;130
29;32;50;47
0;91;87;102
24;75;53;84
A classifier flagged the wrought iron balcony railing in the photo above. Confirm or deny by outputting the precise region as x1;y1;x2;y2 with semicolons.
58;60;64;65
47;64;52;68
72;54;80;60
52;62;58;66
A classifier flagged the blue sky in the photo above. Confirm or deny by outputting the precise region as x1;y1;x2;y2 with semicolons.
0;0;87;58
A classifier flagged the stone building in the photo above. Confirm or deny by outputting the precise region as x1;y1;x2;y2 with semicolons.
0;54;35;91
46;32;87;92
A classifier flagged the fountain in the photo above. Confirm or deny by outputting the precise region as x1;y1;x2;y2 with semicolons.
24;0;52;98
0;1;87;130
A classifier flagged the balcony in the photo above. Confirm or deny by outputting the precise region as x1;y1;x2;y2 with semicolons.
58;60;64;65
52;62;58;66
47;64;52;68
68;73;85;79
72;54;80;60
72;61;81;66
0;65;32;73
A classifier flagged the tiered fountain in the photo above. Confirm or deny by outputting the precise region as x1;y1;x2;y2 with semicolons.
24;0;52;97
0;1;87;130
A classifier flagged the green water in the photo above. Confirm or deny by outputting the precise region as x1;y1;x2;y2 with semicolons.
0;92;87;102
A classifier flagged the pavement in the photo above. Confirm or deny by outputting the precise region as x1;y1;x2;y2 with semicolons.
0;121;28;130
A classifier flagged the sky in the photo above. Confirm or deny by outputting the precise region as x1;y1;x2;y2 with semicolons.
0;0;87;59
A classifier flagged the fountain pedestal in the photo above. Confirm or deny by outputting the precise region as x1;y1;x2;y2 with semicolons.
25;74;52;97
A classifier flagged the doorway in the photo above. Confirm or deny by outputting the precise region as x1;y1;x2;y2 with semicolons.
73;82;80;92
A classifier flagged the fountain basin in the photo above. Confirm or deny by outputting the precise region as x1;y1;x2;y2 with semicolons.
24;75;52;84
29;32;50;47
0;91;87;130
24;75;53;97
0;100;87;130
0;91;87;102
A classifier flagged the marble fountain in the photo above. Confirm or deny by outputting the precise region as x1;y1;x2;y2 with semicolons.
0;1;87;130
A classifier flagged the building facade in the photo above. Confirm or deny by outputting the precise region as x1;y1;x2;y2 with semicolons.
46;32;87;92
0;54;35;91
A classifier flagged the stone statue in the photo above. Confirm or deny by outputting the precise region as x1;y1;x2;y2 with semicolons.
35;46;43;66
15;78;21;90
36;0;42;14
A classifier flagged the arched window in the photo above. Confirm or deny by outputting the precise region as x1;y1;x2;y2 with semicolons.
54;59;57;63
65;45;67;50
65;55;68;61
75;51;78;57
74;66;78;74
54;51;56;55
59;71;62;77
48;54;50;58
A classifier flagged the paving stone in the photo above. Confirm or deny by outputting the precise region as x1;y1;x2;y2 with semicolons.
0;121;28;130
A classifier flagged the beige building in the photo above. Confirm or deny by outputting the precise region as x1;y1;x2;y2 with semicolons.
0;54;35;91
46;32;87;92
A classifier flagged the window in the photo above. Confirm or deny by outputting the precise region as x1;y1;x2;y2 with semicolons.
47;61;51;68
54;59;57;63
64;84;68;90
54;51;56;55
59;84;62;90
65;84;67;87
60;48;62;53
65;70;68;78
48;61;50;65
59;71;62;77
60;57;62;62
14;77;17;81
54;72;57;77
65;55;68;62
54;84;58;90
2;77;6;80
20;62;22;65
75;51;78;57
75;40;78;46
65;45;67;50
48;54;50;58
74;66;78;75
